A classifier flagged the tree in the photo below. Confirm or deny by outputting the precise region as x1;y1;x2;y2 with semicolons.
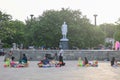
99;23;117;38
24;8;105;49
0;11;12;41
114;31;120;41
2;20;25;48
114;19;120;41
0;10;26;48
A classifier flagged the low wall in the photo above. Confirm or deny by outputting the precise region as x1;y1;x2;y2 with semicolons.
5;50;120;61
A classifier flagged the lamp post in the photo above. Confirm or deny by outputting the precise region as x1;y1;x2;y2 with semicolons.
93;14;98;26
29;14;34;27
30;14;34;46
30;14;34;21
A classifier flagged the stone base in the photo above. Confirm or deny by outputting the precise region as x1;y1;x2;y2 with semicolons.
60;39;69;50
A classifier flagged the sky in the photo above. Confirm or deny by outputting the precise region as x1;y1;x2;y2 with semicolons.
0;0;120;25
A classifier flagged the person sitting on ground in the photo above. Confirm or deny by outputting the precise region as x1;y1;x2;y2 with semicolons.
4;58;10;67
21;54;28;63
37;60;43;67
19;54;28;67
78;57;83;67
42;57;49;65
111;57;117;66
78;57;98;67
93;60;98;67
83;57;89;66
10;56;18;67
38;56;50;67
38;59;56;67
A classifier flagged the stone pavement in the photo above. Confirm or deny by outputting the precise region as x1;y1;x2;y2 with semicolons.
0;56;120;80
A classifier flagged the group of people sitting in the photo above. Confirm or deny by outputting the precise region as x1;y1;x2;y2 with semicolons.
38;49;65;68
78;57;98;67
77;56;120;67
4;54;28;68
37;57;53;67
5;49;120;68
37;56;65;68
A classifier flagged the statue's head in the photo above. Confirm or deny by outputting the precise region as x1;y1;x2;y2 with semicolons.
64;22;66;24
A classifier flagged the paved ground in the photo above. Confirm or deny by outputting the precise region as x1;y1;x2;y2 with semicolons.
0;56;120;80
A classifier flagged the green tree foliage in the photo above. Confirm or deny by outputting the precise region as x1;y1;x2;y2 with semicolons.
25;10;62;48
92;27;105;47
114;19;120;41
114;31;120;41
0;9;106;49
99;23;117;38
25;8;105;49
0;10;25;47
3;20;25;47
0;11;12;40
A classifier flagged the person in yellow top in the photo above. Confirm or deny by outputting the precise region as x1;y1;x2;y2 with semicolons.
4;58;10;67
78;57;83;67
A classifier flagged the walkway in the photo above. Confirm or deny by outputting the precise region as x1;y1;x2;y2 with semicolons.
0;56;120;80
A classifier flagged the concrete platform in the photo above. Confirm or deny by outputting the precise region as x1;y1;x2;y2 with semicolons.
0;56;120;80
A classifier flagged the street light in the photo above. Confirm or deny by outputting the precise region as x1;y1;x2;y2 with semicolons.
29;14;34;26
93;14;98;26
30;14;34;20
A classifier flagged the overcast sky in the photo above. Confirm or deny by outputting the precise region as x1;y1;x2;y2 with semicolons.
0;0;120;25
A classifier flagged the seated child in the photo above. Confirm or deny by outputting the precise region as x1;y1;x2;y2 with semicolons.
78;57;83;67
4;58;10;67
37;60;43;67
10;56;18;67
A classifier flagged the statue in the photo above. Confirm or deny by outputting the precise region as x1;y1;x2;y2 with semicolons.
61;22;68;39
60;22;69;49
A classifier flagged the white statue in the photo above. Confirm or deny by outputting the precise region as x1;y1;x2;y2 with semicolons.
13;43;17;50
61;22;68;39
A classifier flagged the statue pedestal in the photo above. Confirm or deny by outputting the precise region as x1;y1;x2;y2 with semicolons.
60;38;69;50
